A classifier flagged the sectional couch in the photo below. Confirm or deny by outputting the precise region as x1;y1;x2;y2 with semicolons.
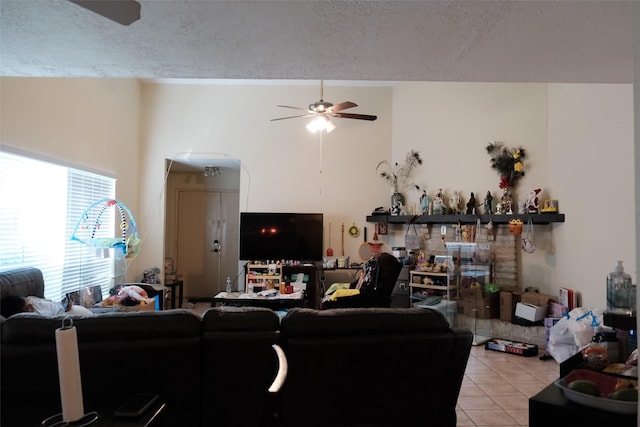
0;267;473;427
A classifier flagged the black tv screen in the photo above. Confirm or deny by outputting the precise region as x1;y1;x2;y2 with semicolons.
239;212;323;262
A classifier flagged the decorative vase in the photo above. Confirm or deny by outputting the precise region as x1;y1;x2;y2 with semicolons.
391;192;405;215
497;187;514;214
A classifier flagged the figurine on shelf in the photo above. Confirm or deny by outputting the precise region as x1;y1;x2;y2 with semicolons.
525;188;542;214
499;187;513;214
433;188;446;215
449;191;463;214
483;191;493;214
420;190;430;215
391;199;403;216
466;192;476;215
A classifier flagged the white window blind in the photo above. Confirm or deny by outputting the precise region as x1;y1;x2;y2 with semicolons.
0;151;116;301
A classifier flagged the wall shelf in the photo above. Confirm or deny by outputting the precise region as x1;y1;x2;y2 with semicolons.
366;213;565;225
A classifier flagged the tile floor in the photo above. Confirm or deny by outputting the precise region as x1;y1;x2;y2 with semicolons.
456;344;560;427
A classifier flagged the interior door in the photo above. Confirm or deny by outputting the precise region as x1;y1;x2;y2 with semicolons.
176;190;239;298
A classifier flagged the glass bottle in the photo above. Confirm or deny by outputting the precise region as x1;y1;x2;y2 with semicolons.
606;261;633;315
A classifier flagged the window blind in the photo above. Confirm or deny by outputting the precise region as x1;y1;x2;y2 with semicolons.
0;151;116;301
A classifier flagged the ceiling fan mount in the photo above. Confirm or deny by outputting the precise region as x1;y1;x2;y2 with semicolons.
69;0;141;26
271;81;378;131
309;100;334;113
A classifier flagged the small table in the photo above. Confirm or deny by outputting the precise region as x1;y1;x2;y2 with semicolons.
213;291;305;310
529;382;636;427
165;280;183;309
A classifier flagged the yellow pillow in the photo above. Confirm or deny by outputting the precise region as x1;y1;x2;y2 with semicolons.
328;289;360;301
324;282;351;295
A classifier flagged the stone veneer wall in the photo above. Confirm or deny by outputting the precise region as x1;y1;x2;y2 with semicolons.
415;222;519;288
454;315;548;348
414;222;551;349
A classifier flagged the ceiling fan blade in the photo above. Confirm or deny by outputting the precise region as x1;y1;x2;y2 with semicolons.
70;0;141;26
332;112;378;121
329;102;358;113
276;105;314;112
270;114;315;121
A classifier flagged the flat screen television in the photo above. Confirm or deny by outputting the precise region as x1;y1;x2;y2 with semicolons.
239;212;323;262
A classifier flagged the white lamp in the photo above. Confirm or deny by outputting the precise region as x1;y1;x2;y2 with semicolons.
306;114;336;133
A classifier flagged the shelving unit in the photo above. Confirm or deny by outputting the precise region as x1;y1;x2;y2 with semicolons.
245;263;282;291
409;270;457;303
410;269;458;326
366;213;565;225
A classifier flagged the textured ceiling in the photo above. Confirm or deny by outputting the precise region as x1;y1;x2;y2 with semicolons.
0;0;634;83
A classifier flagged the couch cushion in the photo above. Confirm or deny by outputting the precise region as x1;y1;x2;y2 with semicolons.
201;305;280;332
201;306;282;427
281;307;450;337
1;309;201;344
0;267;45;300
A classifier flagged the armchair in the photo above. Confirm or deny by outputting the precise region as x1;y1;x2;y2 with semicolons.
321;252;402;309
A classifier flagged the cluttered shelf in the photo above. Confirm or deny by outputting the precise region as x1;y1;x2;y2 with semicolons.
366;213;565;225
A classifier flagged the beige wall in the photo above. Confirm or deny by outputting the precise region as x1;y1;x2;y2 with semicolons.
136;82;392;282
548;84;635;310
0;76;142;271
390;82;635;308
1;77;635;310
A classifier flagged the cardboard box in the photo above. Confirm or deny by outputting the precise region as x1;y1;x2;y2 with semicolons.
461;287;499;319
460;286;483;301
521;291;554;306
548;301;566;318
515;302;547;322
500;291;522;322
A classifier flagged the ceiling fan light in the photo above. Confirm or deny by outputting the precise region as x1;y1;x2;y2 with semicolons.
325;119;336;133
306;115;335;133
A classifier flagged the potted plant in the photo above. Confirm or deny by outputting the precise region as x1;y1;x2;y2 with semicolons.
376;150;422;215
486;141;526;214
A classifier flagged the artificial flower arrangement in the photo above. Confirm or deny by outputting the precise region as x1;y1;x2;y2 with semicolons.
486;141;526;189
376;150;423;193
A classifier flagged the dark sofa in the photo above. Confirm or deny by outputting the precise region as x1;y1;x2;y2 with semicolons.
279;307;472;427
1;267;473;427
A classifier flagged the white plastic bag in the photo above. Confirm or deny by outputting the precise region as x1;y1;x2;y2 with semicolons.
548;316;578;363
547;307;603;364
567;307;603;347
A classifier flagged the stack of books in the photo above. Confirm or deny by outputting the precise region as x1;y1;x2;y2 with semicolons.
559;287;577;312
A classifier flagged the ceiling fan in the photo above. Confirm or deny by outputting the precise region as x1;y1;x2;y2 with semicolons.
69;0;141;26
271;81;377;133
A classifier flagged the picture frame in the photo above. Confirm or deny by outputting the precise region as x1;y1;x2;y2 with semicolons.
164;258;174;273
377;221;388;235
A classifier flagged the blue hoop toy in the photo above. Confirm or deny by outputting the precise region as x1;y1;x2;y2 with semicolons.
71;198;141;259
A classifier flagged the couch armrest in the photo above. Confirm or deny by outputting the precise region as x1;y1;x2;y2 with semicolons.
0;267;45;300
